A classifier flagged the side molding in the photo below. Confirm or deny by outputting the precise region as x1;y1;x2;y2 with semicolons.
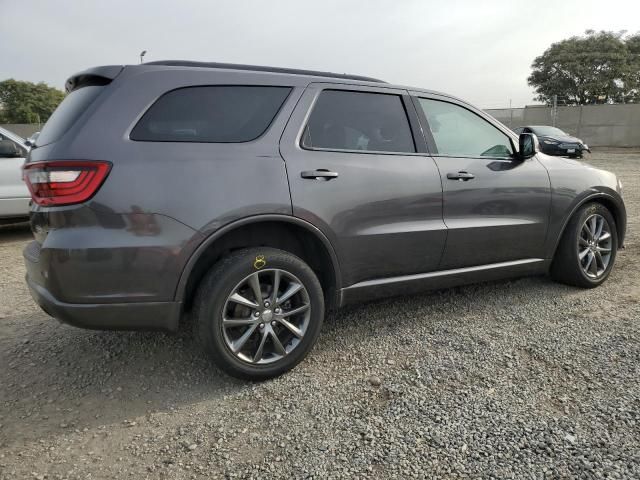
340;258;549;306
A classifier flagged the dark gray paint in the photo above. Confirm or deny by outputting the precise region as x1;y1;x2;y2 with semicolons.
23;63;627;331
435;153;550;269
410;93;552;269
280;83;446;285
341;259;550;305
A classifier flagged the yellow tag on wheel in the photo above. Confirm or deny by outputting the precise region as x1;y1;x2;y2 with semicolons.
253;255;266;270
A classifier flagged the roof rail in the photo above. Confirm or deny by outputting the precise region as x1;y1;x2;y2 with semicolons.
144;60;386;83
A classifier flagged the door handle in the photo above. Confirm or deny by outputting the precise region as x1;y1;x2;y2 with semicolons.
301;169;339;180
446;171;475;181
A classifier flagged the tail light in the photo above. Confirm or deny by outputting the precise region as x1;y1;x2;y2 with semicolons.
23;161;111;206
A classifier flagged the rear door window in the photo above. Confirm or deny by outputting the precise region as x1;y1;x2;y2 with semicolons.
36;86;104;147
301;90;415;153
130;86;291;143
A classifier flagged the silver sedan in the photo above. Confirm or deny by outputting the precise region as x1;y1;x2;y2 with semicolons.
0;126;30;222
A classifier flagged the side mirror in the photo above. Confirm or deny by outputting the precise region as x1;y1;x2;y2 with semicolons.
24;132;40;148
518;133;539;160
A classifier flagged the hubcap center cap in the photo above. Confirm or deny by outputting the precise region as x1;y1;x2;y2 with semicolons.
261;309;274;322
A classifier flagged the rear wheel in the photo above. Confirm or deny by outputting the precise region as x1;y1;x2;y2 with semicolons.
551;202;617;288
194;247;324;380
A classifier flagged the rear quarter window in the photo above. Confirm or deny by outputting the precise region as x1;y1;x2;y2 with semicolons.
36;86;104;147
130;86;292;143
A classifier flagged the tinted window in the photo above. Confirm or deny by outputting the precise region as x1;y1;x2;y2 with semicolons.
131;86;291;143
419;99;513;158
36;86;103;147
302;90;415;153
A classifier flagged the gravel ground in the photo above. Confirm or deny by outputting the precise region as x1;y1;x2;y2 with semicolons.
1;151;639;479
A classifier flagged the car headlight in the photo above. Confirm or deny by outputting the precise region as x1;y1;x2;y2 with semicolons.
543;139;558;145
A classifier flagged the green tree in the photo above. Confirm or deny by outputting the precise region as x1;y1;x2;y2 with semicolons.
528;30;638;105
625;34;640;102
0;79;65;123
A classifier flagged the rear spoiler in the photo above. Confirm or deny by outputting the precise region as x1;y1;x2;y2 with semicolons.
65;65;124;93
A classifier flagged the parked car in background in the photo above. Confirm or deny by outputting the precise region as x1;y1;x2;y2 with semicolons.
23;62;626;380
512;126;590;158
0;126;30;223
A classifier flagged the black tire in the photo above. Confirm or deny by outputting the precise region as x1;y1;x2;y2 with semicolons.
194;247;324;380
551;202;618;288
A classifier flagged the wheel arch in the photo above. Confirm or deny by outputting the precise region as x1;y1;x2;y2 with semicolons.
552;192;626;258
176;215;342;315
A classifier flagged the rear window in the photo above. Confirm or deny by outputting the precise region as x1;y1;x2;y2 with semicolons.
130;86;291;143
36;86;103;147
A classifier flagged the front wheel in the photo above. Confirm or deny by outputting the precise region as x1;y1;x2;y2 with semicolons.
194;247;324;380
551;202;618;288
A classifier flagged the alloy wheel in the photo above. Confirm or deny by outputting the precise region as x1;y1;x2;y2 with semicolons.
578;213;613;279
221;269;311;364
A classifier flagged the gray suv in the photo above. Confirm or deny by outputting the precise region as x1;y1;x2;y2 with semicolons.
23;61;626;379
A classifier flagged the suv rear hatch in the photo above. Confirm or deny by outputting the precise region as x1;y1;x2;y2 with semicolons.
24;66;123;244
30;66;123;149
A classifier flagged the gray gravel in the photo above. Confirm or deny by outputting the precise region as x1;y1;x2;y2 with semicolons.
1;150;639;479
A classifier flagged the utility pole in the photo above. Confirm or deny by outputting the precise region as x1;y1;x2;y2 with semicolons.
509;99;513;128
552;94;558;127
140;50;147;64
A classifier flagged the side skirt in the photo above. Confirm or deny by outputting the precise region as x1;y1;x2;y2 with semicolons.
339;258;550;306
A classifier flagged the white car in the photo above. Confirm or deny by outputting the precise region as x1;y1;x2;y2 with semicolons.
0;127;30;222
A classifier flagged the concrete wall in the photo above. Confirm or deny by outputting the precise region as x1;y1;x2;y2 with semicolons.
486;104;640;147
0;124;41;140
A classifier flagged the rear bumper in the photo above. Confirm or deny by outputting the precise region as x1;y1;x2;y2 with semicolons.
0;197;30;218
26;278;181;331
24;240;181;332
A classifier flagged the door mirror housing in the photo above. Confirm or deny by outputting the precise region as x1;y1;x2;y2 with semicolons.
24;132;40;148
518;133;539;160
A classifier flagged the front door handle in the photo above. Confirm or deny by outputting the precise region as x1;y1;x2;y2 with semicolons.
446;171;475;181
301;169;339;180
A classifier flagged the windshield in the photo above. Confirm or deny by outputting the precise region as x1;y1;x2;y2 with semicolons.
532;126;566;137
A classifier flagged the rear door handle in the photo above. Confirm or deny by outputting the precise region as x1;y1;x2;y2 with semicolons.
446;171;475;181
301;169;339;180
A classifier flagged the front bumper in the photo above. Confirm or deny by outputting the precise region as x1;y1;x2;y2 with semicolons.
24;240;181;332
541;144;588;156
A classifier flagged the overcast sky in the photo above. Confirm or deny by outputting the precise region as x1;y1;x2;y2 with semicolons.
2;0;639;108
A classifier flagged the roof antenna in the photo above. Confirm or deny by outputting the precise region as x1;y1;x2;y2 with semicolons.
140;50;147;64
